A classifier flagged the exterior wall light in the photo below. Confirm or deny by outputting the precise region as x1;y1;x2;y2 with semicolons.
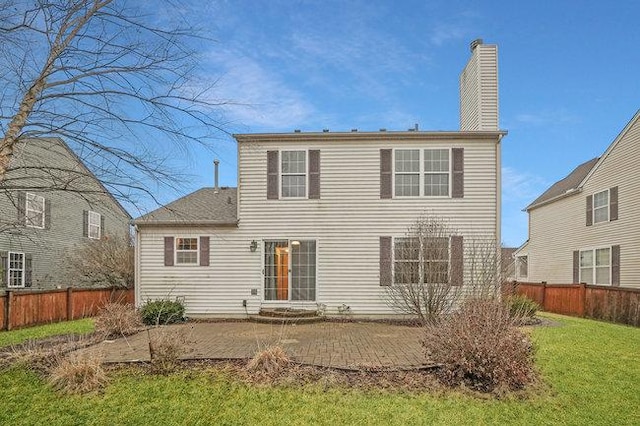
250;240;258;252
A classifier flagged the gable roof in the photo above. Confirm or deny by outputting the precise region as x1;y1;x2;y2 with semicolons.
525;157;599;211
134;187;237;226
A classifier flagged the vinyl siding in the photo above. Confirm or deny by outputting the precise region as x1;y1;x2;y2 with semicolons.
137;133;500;316
0;139;131;291
524;114;640;288
460;44;499;131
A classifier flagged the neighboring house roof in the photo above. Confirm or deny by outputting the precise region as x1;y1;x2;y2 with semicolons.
525;157;599;211
134;187;237;226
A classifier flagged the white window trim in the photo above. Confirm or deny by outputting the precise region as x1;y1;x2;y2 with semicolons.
8;251;25;288
392;236;451;285
175;237;199;266
280;149;308;199
592;189;610;224
393;148;452;198
88;211;101;240
578;246;612;285
25;192;45;229
516;254;528;280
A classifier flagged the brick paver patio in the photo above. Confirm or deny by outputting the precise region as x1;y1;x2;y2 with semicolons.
81;321;428;370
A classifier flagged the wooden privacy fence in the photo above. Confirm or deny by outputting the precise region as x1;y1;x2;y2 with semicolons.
504;281;640;327
0;287;134;331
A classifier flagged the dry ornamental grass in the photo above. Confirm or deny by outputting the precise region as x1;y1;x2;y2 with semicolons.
48;354;108;395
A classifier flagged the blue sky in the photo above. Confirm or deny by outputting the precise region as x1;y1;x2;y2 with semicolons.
159;0;639;247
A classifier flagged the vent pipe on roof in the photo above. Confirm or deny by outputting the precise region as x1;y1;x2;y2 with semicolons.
214;159;220;193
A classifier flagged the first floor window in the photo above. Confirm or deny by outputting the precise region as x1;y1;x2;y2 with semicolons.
8;252;25;288
176;237;198;264
579;247;610;285
393;237;449;284
26;193;45;228
88;211;101;239
516;255;528;279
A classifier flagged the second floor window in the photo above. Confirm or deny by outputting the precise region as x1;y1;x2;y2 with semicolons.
593;189;609;223
281;150;306;198
26;193;45;228
395;149;450;197
88;211;101;239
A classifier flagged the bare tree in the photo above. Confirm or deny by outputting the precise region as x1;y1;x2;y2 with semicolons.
385;214;502;324
0;0;229;209
63;233;133;288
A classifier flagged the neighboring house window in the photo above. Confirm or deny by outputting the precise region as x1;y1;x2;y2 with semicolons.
8;252;25;288
394;149;450;197
516;255;528;280
393;237;449;284
593;189;609;224
175;237;199;264
579;247;610;285
25;193;45;228
88;211;101;239
281;150;306;198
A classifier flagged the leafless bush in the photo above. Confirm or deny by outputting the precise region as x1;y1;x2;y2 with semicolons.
423;298;536;392
147;327;187;373
246;346;291;376
94;302;143;338
48;353;108;395
385;215;462;325
64;234;134;289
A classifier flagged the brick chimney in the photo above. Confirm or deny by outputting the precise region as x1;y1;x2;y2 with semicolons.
459;39;499;131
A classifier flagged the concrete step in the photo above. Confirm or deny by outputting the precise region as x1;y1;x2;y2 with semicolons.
258;308;319;318
249;315;325;324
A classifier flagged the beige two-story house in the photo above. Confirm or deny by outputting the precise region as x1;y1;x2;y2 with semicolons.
515;110;640;288
134;41;506;317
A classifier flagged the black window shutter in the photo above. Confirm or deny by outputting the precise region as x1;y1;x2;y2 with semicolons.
82;210;89;237
309;150;321;199
379;236;392;286
611;245;620;286
17;191;26;225
25;254;33;287
380;149;392;199
609;186;618;221
573;251;580;283
44;199;51;230
267;151;279;200
450;235;464;286
200;236;210;267
586;195;593;226
0;251;8;286
100;214;105;238
164;237;174;266
452;148;464;198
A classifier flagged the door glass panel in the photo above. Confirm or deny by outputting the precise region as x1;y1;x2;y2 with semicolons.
264;241;289;301
291;240;316;301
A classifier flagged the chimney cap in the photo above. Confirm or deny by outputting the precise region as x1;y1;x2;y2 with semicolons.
470;38;483;51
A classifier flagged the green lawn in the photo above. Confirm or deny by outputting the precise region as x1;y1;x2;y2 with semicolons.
0;319;94;348
1;314;638;425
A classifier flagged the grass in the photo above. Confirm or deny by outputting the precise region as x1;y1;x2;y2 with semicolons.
0;319;94;348
0;313;638;425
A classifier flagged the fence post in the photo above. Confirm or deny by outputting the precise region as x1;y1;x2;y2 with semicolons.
580;283;587;317
67;287;73;320
5;290;12;331
541;281;547;311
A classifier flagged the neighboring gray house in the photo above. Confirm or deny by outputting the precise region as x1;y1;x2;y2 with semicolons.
515;110;640;288
0;137;131;291
134;41;506;317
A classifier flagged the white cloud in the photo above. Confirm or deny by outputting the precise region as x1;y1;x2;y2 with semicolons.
502;166;548;201
513;109;580;126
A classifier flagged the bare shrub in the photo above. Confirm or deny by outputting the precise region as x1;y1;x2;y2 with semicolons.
246;346;291;376
148;327;187;373
95;302;143;338
64;234;134;289
423;298;536;392
48;354;108;395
